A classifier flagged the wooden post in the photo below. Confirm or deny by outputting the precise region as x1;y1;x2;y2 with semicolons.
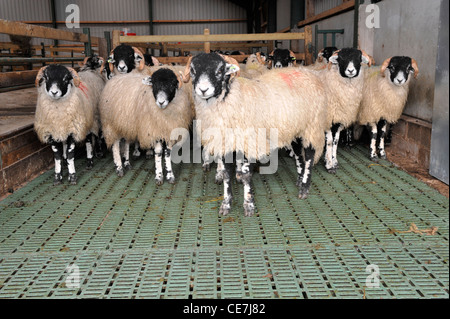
304;25;313;65
306;0;315;18
112;30;121;50
203;28;210;53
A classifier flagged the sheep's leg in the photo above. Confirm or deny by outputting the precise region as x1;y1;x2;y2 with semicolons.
133;142;141;158
202;148;212;172
164;143;175;184
112;140;124;177
377;119;388;160
215;157;225;184
219;159;233;216
331;124;343;170
325;130;334;173
122;142;131;170
50;138;64;185
94;130;104;158
298;145;315;200
66;134;77;185
241;157;255;217
291;138;304;186
235;156;244;184
146;148;154;159
154;141;164;186
369;123;378;161
86;133;94;170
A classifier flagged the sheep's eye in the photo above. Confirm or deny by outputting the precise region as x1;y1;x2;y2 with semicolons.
388;65;395;72
408;66;415;73
216;70;223;76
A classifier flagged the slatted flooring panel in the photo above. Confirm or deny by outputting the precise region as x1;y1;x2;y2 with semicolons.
0;145;448;298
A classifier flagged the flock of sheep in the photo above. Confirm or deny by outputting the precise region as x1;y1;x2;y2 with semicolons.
33;43;419;217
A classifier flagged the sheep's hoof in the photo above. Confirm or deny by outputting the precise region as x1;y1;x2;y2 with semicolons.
155;178;164;186
202;163;211;172
86;159;94;170
327;168;337;174
219;201;231;216
146;149;154;159
53;173;63;186
123;162;131;170
298;189;309;200
379;153;387;160
68;174;77;185
235;171;243;184
132;149;141;159
215;171;224;184
370;156;379;163
116;168;124;177
166;175;176;184
243;201;255;217
296;176;302;187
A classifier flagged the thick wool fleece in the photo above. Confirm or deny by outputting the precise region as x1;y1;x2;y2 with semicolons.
78;69;106;136
99;73;193;149
358;66;410;126
320;65;365;129
194;66;327;163
34;81;96;144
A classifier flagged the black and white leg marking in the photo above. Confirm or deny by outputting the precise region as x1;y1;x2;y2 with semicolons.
86;133;94;170
298;145;315;199
369;123;378;161
122;141;131;170
94;130;104;158
215;157;225;184
377;119;388;159
219;159;233;216
154;140;164;185
132;141;141;158
164;144;175;184
291;138;304;187
241;157;255;217
235;156;244;184
66;134;77;185
325;124;343;173
112;139;124;176
50;137;64;185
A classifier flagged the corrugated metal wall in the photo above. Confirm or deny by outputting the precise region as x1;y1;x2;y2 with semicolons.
0;0;247;43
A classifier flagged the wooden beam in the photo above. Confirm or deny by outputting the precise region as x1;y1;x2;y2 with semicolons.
21;19;247;25
306;0;315;19
119;32;305;44
0;70;37;88
296;0;355;28
0;19;89;43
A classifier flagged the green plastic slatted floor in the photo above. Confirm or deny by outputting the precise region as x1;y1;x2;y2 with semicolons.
0;145;448;298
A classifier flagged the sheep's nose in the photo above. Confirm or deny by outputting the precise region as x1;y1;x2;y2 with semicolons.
199;88;208;95
51;91;58;96
347;68;355;74
396;78;405;85
118;65;125;71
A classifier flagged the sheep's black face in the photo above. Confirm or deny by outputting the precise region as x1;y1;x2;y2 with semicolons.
386;56;415;86
329;48;369;79
109;44;140;74
190;53;238;101
41;65;73;100
320;47;338;63
84;55;103;70
150;68;179;109
269;49;295;68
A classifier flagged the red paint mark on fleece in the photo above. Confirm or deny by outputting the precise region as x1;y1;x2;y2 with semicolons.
78;82;89;98
279;71;304;88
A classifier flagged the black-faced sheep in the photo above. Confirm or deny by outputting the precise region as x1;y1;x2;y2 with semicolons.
99;68;193;183
358;56;419;161
183;53;328;217
268;48;297;69
318;48;372;173
34;64;101;185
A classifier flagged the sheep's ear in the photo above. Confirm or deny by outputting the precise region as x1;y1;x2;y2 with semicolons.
411;58;419;79
35;66;48;87
142;76;152;86
329;55;339;64
182;56;193;83
225;63;240;76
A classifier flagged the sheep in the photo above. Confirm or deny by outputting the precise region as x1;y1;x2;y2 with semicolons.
106;44;151;76
240;52;269;79
317;48;372;174
308;46;339;70
357;56;419;161
268;48;297;69
34;64;100;185
99;68;193;183
183;52;328;217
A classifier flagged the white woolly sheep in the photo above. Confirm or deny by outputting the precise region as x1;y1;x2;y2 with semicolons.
183;53;328;217
308;46;339;71
268;48;297;69
240;52;269;79
358;56;419;161
317;48;372;173
34;64;101;185
99;68;193;184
